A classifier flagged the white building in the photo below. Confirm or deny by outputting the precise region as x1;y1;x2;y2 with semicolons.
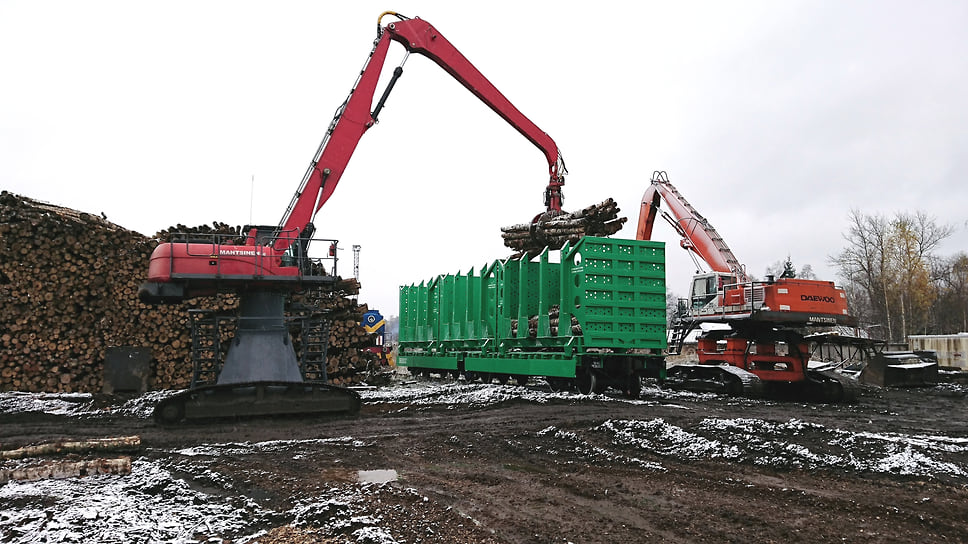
907;333;968;370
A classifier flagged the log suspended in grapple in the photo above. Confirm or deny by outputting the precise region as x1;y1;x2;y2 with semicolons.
501;198;627;256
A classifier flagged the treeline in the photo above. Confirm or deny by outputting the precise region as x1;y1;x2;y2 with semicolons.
830;209;966;342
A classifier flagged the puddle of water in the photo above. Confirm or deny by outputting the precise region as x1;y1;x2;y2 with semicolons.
357;469;398;484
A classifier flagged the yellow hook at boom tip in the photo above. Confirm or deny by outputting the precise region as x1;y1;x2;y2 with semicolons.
378;11;406;26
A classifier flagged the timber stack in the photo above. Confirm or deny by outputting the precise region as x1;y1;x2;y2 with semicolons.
0;191;385;393
501;198;627;256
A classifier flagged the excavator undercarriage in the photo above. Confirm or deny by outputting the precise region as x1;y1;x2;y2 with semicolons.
665;322;861;403
151;289;361;424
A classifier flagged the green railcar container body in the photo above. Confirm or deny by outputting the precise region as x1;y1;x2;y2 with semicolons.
398;237;666;379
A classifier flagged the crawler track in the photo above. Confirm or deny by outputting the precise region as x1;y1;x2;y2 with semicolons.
152;381;361;424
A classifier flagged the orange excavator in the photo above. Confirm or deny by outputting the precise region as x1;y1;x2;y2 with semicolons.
637;171;858;402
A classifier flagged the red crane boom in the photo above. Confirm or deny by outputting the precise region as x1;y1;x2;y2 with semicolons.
142;12;571;423
274;12;566;252
637;171;746;282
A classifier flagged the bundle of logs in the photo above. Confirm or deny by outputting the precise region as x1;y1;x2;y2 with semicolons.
0;191;387;393
510;304;583;338
501;198;627;256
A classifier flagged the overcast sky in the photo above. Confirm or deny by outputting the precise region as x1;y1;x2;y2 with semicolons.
3;1;967;317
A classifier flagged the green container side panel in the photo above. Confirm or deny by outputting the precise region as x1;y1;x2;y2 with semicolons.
563;237;667;350
398;278;439;346
397;354;459;371
499;259;520;341
480;260;499;342
399;236;667;355
439;274;456;342
398;283;423;343
455;271;470;340
464;354;578;378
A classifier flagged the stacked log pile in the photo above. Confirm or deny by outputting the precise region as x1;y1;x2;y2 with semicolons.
289;284;389;386
501;198;627;255
0;191;385;393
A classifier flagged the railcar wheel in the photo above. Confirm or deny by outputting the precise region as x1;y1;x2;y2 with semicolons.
576;371;596;395
497;374;510;385
478;372;492;384
515;375;529;386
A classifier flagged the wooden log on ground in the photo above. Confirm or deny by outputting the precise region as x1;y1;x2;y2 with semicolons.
0;457;132;484
0;435;141;460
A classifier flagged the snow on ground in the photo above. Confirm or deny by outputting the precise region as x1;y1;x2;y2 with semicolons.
587;417;968;481
0;458;265;543
358;378;716;409
0;392;97;417
361;380;600;408
0;453;403;544
0;390;180;419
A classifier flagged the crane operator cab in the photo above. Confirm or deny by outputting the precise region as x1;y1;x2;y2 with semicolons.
690;272;738;316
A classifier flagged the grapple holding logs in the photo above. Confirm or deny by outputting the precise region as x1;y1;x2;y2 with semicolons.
501;198;627;256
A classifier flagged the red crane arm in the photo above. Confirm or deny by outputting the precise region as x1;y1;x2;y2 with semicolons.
636;171;748;282
272;34;393;252
273;13;565;251
383;16;566;211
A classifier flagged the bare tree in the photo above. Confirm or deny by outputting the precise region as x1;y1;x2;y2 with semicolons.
830;210;893;338
831;209;954;341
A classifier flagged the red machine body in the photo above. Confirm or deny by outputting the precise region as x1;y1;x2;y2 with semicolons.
637;171;856;399
637;171;853;329
140;12;566;304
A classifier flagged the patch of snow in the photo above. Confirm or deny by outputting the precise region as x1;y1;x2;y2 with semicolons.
171;436;371;458
0;459;268;543
590;417;968;481
536;425;665;471
0;456;411;544
0;392;94;416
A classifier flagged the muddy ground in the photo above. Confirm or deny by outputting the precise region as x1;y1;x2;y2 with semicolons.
1;375;967;544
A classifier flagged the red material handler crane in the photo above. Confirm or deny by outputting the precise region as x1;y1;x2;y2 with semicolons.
637;171;858;402
142;12;567;304
140;12;568;422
